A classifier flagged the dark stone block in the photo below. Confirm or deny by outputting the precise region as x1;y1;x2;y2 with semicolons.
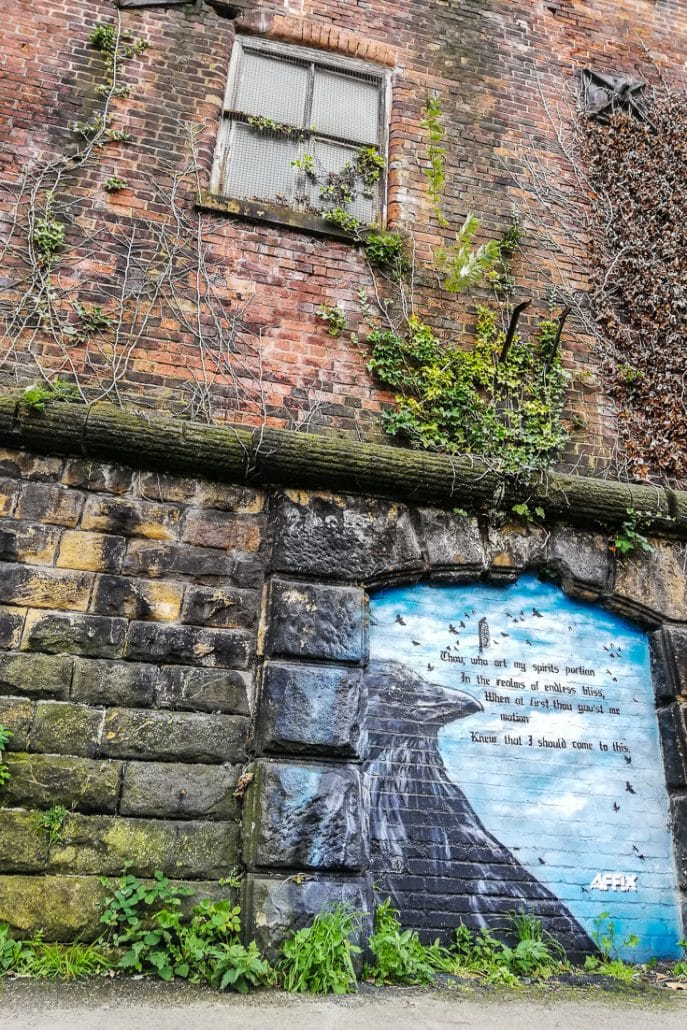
266;580;366;663
31;701;103;758
47;814;240;879
15;482;84;527
651;627;687;700
671;796;687;890
120;761;240;820
0;520;60;564
549;526;610;599
22;611;127;658
259;662;363;757
123;541;236;581
0;697;33;751
157;666;251;715
242;874;370;961
271;492;424;584
71;658;157;708
101;708;248;763
0;607;24;648
658;704;687;790
62;459;133;495
0;811;48;872
181;585;260;630
1;753;121;813
419;509;485;581
126;622;253;668
243;760;366;871
0;653;72;700
485;523;548;583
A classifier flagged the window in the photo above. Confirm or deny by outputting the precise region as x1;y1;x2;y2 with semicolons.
210;37;389;227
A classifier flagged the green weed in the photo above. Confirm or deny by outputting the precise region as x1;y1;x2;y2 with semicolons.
278;902;362;995
365;897;453;985
36;805;68;848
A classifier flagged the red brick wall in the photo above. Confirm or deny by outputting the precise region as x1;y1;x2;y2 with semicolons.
1;0;685;473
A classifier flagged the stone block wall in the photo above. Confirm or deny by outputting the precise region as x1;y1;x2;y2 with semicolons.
0;447;265;938
0;414;686;956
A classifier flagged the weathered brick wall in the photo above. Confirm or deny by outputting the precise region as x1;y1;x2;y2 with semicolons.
2;0;687;475
0;447;265;938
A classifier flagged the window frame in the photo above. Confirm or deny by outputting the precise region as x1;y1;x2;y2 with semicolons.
207;35;392;234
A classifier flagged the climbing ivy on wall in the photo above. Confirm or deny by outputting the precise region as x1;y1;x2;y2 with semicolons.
583;90;687;481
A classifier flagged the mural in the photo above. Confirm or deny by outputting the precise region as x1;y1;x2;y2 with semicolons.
367;575;683;960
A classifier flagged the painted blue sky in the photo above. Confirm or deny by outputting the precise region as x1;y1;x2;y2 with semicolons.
369;575;682;960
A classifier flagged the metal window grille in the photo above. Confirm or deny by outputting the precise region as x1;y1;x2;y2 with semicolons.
211;38;388;223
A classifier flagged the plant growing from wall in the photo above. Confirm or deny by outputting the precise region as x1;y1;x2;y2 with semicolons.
364;897;453;985
296;99;570;471
36;805;69;848
0;724;12;788
278;903;361;995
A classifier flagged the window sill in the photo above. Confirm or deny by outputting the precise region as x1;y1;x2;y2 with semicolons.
197;192;355;241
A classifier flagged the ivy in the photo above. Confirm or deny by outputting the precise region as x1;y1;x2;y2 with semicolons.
367;307;569;469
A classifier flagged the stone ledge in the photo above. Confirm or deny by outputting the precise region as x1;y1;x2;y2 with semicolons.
1;397;686;538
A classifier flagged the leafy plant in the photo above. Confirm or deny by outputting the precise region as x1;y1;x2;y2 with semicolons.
32;196;65;264
74;302;113;332
673;939;687;978
512;503;546;522
451;913;566;985
100;870;271;991
36;806;68;848
20;379;80;413
436;214;504;294
0;724;12;788
420;94;447;225
366;305;569;469
590;911;640;961
89;24;117;54
318;304;348;337
613;509;654;556
0;923;28;976
278;902;362;995
247;115;307;141
365;898;452;985
104;175;129;193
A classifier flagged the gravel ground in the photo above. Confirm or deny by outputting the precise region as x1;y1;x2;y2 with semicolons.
2;979;687;1030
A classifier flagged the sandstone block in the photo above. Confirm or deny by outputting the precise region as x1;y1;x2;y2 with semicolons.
30;701;103;758
181;509;263;553
157;666;251;714
549;526;611;600
0;697;34;750
0;652;72;700
419;509;486;582
71;657;157;707
242;874;369;960
81;496;180;541
612;541;687;624
62;459;133;495
127;622;253;668
0;810;48;872
101;708;248;763
120;761;240;820
0;606;25;648
0;562;92;612
0;874;107;940
48;814;240;879
91;575;183;622
21;611;127;658
181;585;259;630
123;540;236;580
0;478;19;516
484;522;548;582
16;482;84;527
0;520;60;565
1;753;121;812
56;531;126;573
650;626;687;700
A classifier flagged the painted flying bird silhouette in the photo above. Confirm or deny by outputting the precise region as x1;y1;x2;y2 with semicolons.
626;781;636;794
624;755;632;765
532;608;543;618
613;803;620;812
632;845;646;861
411;640;421;646
501;632;510;638
427;663;435;672
395;615;406;626
364;661;594;958
525;640;533;647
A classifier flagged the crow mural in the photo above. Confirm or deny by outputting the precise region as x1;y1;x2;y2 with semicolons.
363;660;594;956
